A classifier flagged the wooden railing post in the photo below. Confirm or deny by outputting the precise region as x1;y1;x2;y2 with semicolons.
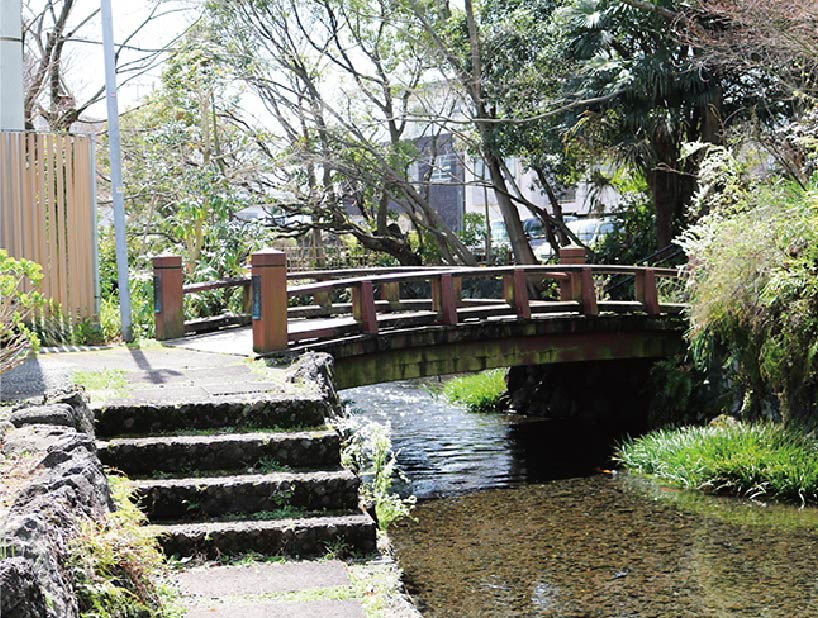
153;256;184;340
452;275;463;307
242;282;253;314
251;249;288;353
432;273;458;325
635;268;660;315
379;282;401;312
503;268;531;318
314;290;333;316
559;246;586;301
580;266;598;315
352;281;379;334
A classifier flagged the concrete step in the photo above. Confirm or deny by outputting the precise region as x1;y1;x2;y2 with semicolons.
159;514;377;559
93;396;330;438
134;470;361;522
98;430;341;475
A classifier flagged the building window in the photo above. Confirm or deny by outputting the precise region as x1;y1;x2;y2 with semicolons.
430;154;455;182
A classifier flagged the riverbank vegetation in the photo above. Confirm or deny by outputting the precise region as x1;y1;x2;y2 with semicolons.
442;370;507;413
0;251;42;372
334;417;416;530
617;420;818;506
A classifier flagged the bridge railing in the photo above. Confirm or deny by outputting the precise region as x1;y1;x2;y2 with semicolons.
152;248;683;353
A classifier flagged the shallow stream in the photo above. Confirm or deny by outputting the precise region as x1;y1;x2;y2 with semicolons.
343;380;818;617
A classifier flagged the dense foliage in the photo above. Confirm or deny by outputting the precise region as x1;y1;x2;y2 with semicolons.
442;370;507;413
680;146;818;421
335;418;416;529
69;477;182;617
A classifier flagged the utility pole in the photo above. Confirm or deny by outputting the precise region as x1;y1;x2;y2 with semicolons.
0;0;24;130
100;0;133;341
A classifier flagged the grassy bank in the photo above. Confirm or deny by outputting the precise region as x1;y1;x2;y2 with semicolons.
441;370;506;413
617;421;818;505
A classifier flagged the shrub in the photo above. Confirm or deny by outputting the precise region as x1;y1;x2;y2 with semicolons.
617;422;818;505
0;251;43;373
442;369;507;413
680;145;818;421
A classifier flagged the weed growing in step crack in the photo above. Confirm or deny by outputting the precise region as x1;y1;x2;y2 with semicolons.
331;417;416;530
69;476;184;617
322;538;354;561
254;457;291;473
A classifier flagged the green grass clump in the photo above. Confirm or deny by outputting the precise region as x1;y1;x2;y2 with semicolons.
73;369;128;393
617;422;818;505
442;370;507;413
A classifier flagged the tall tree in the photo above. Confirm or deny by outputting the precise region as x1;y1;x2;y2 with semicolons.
209;0;477;265
116;24;270;280
407;0;540;264
546;0;790;248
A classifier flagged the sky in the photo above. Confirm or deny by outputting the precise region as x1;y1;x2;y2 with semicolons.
54;0;197;117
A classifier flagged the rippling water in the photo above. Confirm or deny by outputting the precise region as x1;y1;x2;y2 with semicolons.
343;380;818;617
342;380;612;499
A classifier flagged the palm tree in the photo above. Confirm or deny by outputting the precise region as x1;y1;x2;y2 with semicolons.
550;0;785;248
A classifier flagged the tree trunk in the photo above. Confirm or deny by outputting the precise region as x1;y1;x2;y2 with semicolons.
486;154;536;264
646;136;696;249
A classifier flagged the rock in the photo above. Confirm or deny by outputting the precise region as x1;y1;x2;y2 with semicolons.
11;404;76;429
0;558;49;618
287;353;340;413
0;396;110;618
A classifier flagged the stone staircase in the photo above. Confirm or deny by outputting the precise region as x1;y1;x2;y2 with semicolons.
96;395;377;560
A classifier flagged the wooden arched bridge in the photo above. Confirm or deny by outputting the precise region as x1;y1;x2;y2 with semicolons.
153;248;686;388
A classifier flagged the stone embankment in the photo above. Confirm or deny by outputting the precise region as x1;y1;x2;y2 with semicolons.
0;391;110;618
96;352;377;559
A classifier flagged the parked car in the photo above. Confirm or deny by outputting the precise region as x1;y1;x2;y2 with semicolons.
534;217;615;262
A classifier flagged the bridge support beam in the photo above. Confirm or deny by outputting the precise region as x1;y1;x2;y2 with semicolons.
559;246;586;302
503;268;531;318
252;249;288;353
153;256;184;341
379;282;401;312
580;267;599;315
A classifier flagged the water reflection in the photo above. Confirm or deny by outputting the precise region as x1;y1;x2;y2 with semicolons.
343;380;818;617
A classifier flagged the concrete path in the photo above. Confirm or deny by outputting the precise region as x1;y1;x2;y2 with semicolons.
0;344;285;403
174;561;366;618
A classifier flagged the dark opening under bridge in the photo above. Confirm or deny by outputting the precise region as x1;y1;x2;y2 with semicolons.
153;248;687;389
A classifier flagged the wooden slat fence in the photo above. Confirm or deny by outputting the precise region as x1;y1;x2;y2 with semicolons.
0;131;97;319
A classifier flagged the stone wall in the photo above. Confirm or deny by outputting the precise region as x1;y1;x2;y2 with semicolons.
0;390;111;618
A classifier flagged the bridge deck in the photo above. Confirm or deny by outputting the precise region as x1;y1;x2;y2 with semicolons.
164;301;686;359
